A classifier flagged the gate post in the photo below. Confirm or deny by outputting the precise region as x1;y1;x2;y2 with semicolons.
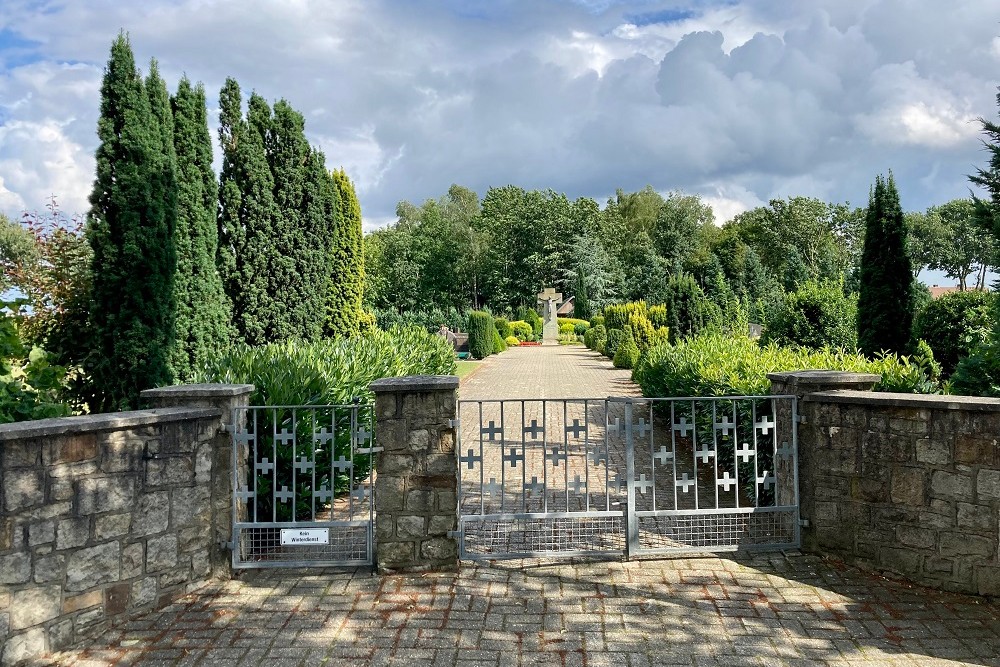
370;375;460;572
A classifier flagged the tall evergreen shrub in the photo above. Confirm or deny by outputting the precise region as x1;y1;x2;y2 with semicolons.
326;168;365;337
468;311;494;359
574;266;591;321
664;273;718;343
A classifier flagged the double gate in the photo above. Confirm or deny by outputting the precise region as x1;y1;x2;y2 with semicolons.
455;395;800;560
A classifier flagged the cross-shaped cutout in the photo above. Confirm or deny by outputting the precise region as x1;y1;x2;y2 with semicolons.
236;489;255;501
653;446;673;466
565;419;587;438
481;421;503;441
717;471;736;492
294;455;314;474
571;474;585;495
353;427;371;446
609;474;625;494
314;485;333;503
275;486;294;503
736;442;755;463
673;417;692;437
675;473;696;493
524;476;545;495
715;415;735;437
695;444;716;464
255;457;274;474
776;441;793;460
632;418;651;438
483;477;502;499
607;417;623;435
548;446;565;467
590;448;607;466
315;426;335;444
523;420;544;439
275;429;295;446
235;431;254;445
755;416;774;435
460;448;482;470
503;447;524;469
634;473;653;495
352;486;369;502
757;470;775;490
333;456;352;472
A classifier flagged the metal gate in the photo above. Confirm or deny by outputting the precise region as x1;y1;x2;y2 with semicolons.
230;404;379;569
455;395;799;560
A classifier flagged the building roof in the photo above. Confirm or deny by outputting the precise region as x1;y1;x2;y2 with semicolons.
556;295;575;315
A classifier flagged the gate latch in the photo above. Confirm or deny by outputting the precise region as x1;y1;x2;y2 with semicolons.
448;419;461;429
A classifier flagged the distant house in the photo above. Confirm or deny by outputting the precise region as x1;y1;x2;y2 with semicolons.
928;285;961;299
557;296;575;316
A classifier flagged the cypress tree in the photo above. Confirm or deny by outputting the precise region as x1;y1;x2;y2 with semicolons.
573;266;590;321
169;77;230;380
857;173;914;356
326;168;364;337
86;38;177;411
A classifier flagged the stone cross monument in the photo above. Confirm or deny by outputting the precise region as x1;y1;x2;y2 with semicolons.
536;287;563;344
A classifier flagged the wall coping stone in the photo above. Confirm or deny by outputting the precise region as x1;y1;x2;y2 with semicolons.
140;383;255;399
767;370;882;386
0;406;221;441
370;375;459;393
805;389;1000;412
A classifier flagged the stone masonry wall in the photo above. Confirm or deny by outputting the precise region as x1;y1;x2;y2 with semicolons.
772;372;1000;597
0;384;251;666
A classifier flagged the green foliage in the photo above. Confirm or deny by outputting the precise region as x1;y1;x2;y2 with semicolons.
663;273;720;343
590;315;605;328
510;320;533;341
857;173;914;356
952;339;1000;396
573;266;591;320
588;324;607;352
495;317;512;339
467;311;494;359
913;290;993;375
603;302;647;330
633;333;935;398
908;199;994;290
505;335;519;347
647;305;668;329
0;213;37;291
0;302;72;423
583;327;596;349
169;77;230;382
557;317;590;330
604;328;624;360
613;327;639;369
374;307;468;334
87;38;177;411
326;168;366;337
762;280;857;350
559;322;575;335
524;307;543;336
492;325;507;354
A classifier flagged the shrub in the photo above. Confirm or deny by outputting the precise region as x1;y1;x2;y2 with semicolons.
583;327;596;349
505;335;519;347
613;328;640;369
510;320;533;341
604;302;647;330
467;311;494;359
493;326;507;354
590;315;605;328
632;332;934;398
913;290;993;375
518;306;543;336
590;324;607;353
952;339;1000;396
647;305;668;329
374;307;469;334
557;317;590;331
559;322;575;335
605;328;625;359
761;280;857;350
573;322;588;335
663;273;720;343
495;317;512;339
625;314;658;353
1;302;72;423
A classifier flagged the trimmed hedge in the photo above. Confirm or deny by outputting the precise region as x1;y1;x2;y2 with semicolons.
613;328;640;369
605;328;625;360
492;326;507;354
468;311;495;359
913;290;993;376
495;317;513;339
510;320;533;341
761;280;857;350
505;335;519;347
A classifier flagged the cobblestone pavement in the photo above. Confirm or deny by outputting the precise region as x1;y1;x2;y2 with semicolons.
50;552;1000;666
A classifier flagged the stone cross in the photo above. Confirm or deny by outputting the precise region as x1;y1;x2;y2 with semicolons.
536;287;563;343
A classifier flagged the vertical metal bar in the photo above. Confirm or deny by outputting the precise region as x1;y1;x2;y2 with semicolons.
691;400;699;512
712;400;719;510
542;400;548;513
478;402;484;515
521;401;527;513
271;407;278;523
485;402;494;516
584;399;590;512
604;400;611;512
752;401;760;508
252;409;258;523
733;399;740;510
791;397;801;548
310;408;317;522
291;408;297;523
648;401;655;510
349;405;356;520
329;408;336;517
231;407;240;569
624;400;639;559
670;401;678;511
563;401;569;510
367;404;376;566
455;403;464;559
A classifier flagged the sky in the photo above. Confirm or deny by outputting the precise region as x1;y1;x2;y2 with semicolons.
0;0;998;285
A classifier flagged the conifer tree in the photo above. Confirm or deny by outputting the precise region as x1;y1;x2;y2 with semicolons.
326;168;364;337
573;266;590;321
169;77;230;380
857;173;914;356
86;38;177;410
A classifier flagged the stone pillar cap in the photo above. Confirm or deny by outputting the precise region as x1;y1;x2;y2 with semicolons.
370;375;459;393
767;370;881;386
140;383;255;399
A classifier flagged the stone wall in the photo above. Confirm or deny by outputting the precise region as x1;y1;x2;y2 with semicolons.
0;384;251;666
771;371;1000;597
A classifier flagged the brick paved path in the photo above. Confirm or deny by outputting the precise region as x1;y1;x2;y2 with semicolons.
51;553;1000;666
49;346;1000;665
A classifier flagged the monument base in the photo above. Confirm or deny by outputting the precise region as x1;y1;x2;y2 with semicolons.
543;321;559;344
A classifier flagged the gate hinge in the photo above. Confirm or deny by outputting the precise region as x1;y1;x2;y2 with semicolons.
448;419;461;429
797;415;807;424
446;530;462;539
798;519;810;528
221;423;233;434
219;540;235;551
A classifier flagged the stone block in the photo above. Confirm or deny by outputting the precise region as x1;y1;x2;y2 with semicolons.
49;477;73;502
889;418;928;436
3;469;45;511
977;564;1000;596
10;586;61;630
420;537;457;562
56;517;90;550
75;607;103;629
171;486;210;526
66;542;120;592
376;514;394;540
159;568;189;589
378;453;415;475
437;430;455;453
147;534;179;572
851;476;887;503
426;453;456;475
890;468;926;506
54;434;98;464
0;552;30;584
132;577;157;607
133;491;170;536
105;582;131;616
815;526;852;552
954;435;997;466
76;475;134;515
813;501;838;523
145;458;194;487
878;546;923;575
978;469;1000;499
378;541;415;567
397;516;426;539
2;440;40;468
62;589;102;613
917;510;953;530
95;513;132;540
404;490;434;513
924;557;954;575
0;518;12;550
1;628;46;666
122;542;144;579
956;502;994;533
930;470;974;502
194;443;212;484
915;438;950;465
28;520;55;546
191;550;210;578
940;532;995;557
98;432;142;473
48;618;74;651
33;553;65;584
48;461;98;478
428;515;454;535
408;429;430;451
895;525;936;549
437;491;457;512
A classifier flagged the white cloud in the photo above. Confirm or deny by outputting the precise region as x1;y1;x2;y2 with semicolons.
699;184;766;224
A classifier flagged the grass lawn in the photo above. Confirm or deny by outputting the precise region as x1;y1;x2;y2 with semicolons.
455;360;481;380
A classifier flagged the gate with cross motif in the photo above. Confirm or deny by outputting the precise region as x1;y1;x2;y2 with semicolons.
229;404;380;568
454;395;800;560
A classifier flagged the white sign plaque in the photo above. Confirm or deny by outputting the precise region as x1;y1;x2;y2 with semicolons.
279;528;329;546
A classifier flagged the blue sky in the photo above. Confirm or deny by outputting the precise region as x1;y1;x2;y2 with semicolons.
0;0;998;285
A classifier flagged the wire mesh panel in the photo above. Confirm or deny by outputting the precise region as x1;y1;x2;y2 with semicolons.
231;404;378;569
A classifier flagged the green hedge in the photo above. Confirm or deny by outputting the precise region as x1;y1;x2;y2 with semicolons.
605;328;625;360
1;303;72;423
510;320;533;341
467;311;495;359
495;317;513;339
613;328;639;369
761;280;857;350
632;332;936;397
913;290;993;376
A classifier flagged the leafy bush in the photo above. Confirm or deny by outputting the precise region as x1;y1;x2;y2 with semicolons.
613;328;640;369
518;306;543;336
604;302;647;330
589;324;607;353
590;315;605;328
605;328;625;360
913;290;992;375
633;332;935;397
374;307;469;334
583;327;596;349
1;302;72;423
663;273;721;343
467;311;494;359
952;338;1000;396
557;317;590;331
647;305;668;329
761;280;857;350
625;314;659;353
573;322;588;336
510;320;533;341
492;326;507;353
505;335;519;347
559;322;575;335
495;317;512;339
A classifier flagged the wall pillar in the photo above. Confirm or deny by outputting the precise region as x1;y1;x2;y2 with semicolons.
370;376;459;572
139;384;254;579
768;371;880;551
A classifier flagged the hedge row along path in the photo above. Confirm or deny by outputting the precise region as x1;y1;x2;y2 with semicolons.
50;345;1000;666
